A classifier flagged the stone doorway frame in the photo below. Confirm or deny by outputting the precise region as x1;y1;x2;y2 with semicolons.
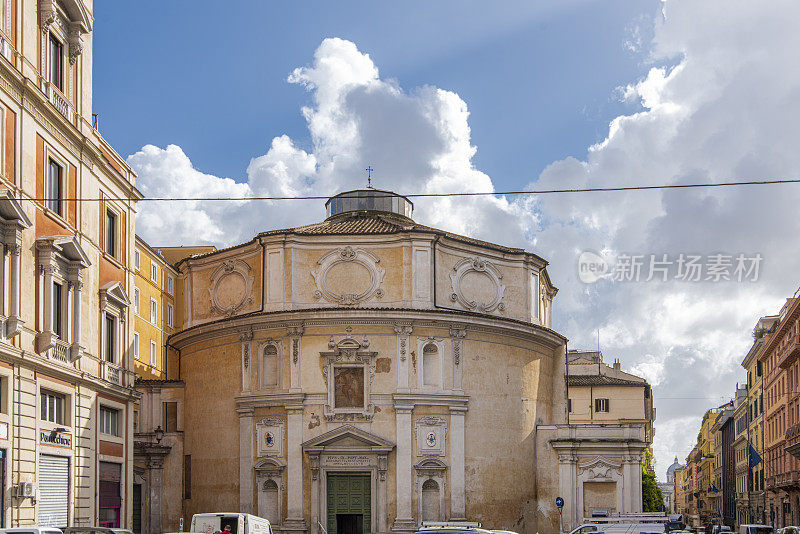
302;425;394;534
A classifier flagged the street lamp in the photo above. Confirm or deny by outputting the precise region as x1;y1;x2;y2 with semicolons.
154;425;164;444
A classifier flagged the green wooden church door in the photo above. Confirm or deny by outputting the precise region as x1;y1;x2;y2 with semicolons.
326;474;371;534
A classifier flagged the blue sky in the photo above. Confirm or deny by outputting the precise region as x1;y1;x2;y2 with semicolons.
94;0;659;191
107;1;800;475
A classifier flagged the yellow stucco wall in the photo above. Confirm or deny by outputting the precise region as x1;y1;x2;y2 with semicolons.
134;237;179;380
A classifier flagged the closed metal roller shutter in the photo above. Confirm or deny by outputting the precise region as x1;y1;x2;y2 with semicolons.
38;454;69;528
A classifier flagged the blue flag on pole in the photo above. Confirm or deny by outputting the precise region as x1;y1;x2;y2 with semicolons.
749;445;763;467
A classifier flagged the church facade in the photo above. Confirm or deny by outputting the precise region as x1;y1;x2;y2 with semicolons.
137;189;568;534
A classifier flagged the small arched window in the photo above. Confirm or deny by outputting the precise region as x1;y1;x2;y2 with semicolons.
421;479;440;522
263;345;278;387
423;343;439;387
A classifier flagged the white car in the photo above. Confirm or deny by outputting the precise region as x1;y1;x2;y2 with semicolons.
0;528;63;534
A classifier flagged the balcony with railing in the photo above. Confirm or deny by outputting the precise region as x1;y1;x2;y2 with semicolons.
777;333;800;369
101;360;124;386
50;339;71;364
775;470;800;488
42;81;74;123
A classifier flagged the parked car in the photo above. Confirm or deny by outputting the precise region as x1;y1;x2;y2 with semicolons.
64;528;133;534
566;526;600;534
190;513;273;534
0;528;63;534
667;516;686;532
739;526;774;534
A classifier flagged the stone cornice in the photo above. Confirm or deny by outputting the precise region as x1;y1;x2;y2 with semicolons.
235;392;306;409
168;307;567;351
0;344;141;401
393;392;469;409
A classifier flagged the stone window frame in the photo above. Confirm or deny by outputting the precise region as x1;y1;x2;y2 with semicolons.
258;339;283;390
43;145;68;222
99;281;130;367
320;336;377;421
416;337;445;390
35;235;90;362
414;457;448;525
102;201;124;263
254;458;285;526
0;190;32;340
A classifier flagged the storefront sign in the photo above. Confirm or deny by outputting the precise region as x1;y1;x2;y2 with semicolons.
40;430;72;448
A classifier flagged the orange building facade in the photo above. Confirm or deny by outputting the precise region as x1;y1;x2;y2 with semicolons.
761;297;800;527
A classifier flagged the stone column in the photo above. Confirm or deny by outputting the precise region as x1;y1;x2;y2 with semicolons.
450;406;467;520
70;278;83;360
393;404;415;531
310;454;320;534
142;444;170;534
42;264;53;333
621;455;642;513
284;405;307;533
449;327;465;391
239;408;255;514
5;242;23;337
377;454;388;532
394;324;412;393
558;453;578;532
287;325;304;393
239;329;254;393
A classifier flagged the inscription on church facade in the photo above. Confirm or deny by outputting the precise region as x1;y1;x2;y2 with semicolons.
323;455;373;467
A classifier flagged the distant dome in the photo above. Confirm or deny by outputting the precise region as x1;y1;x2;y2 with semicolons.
326;188;413;220
666;456;682;478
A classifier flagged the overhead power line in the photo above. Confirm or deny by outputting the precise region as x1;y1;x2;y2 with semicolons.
13;177;800;202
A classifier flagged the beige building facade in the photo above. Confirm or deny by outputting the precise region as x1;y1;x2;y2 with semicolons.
136;188;568;534
0;0;141;529
552;350;655;531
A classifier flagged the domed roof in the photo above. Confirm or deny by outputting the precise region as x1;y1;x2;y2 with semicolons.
325;188;413;220
667;456;682;476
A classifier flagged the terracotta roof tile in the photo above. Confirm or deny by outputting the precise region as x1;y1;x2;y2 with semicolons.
567;374;647;387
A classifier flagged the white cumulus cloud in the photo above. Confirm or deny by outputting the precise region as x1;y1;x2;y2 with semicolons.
129;1;800;479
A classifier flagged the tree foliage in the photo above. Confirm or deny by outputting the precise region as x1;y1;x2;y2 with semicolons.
642;449;664;512
643;470;665;512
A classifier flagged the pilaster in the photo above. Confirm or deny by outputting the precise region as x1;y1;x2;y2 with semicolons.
284;404;307;533
238;407;255;514
394;324;412;393
392;404;415;531
449;327;465;392
449;405;467;520
287;324;304;393
239;329;254;393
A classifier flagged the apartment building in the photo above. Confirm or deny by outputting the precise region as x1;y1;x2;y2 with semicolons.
132;240;213;534
743;315;775;524
734;391;750;528
561;350;655;523
761;297;800;528
0;0;141;528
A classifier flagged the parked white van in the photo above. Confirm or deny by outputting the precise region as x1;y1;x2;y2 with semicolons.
190;513;273;534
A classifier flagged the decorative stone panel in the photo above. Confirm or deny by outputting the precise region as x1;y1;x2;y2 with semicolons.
256;417;285;457
449;256;506;313
415;416;447;457
311;247;385;306
209;259;255;317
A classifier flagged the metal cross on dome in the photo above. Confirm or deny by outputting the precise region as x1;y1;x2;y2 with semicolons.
366;166;374;188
